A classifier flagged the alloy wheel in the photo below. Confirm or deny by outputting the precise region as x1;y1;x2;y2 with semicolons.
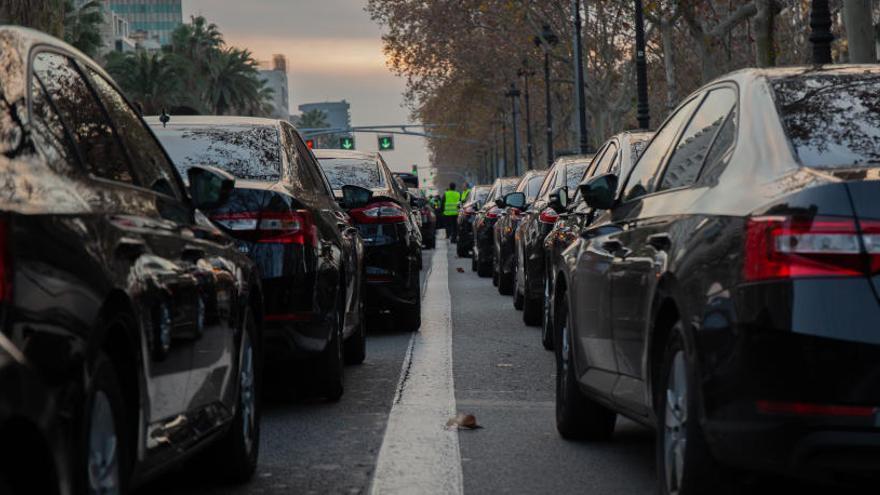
239;329;256;455
663;350;688;495
88;391;119;495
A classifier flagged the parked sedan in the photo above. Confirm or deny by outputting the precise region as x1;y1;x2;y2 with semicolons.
314;150;423;332
413;189;437;249
513;155;592;324
542;131;652;349
493;170;547;295
456;184;491;257
554;66;880;494
472;177;520;277
151;116;366;401
0;27;263;493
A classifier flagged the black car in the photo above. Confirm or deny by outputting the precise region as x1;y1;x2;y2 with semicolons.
513;155;592;324
0;27;263;492
472;177;519;277
392;171;419;189
152;117;367;400
456;184;491;257
554;66;880;493
493;170;547;295
413;189;437;249
314;150;423;332
542;131;652;349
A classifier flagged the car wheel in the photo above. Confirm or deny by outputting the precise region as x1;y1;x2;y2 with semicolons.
555;296;616;441
498;253;514;296
656;323;723;495
344;300;367;365
210;307;261;482
513;268;524;310
541;274;554;350
476;251;492;278
471;254;477;272
492;254;500;287
81;352;127;495
317;302;345;401
456;242;468;258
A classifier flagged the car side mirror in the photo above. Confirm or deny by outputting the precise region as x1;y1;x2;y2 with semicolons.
548;187;568;212
188;165;235;210
503;192;526;209
578;173;618;210
342;184;373;209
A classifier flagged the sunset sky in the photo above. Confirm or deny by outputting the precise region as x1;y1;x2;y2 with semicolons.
183;0;430;174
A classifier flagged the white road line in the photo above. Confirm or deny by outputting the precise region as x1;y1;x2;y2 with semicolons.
370;239;463;495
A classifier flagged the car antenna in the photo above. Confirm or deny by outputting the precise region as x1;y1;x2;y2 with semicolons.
160;108;170;128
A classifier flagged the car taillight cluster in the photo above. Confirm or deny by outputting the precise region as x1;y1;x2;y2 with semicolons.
539;208;559;224
211;211;318;246
350;201;407;224
486;207;503;219
743;215;880;281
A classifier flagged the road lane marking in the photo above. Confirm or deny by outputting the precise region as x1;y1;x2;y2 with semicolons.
370;239;463;495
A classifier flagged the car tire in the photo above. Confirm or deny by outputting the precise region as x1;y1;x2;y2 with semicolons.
497;258;514;295
513;276;524;310
656;323;724;495
317;303;345;401
344;302;367;365
209;307;261;483
471;255;477;272
79;351;128;495
541;275;554;350
399;276;422;332
555;296;616;441
456;242;469;258
476;252;492;278
522;268;542;326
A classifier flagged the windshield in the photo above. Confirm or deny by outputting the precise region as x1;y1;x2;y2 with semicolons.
465;187;490;206
565;162;589;190
772;72;880;168
317;157;386;190
525;174;546;201
500;178;518;195
153;124;281;181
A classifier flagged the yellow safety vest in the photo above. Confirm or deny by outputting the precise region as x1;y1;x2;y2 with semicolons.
462;188;470;202
443;190;461;216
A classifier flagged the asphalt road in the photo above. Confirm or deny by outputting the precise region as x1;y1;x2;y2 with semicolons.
138;237;858;495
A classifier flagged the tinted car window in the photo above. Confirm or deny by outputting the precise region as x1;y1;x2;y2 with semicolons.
623;95;701;201
526;175;545;201
154;124;281;181
29;76;78;173
659;87;736;191
500;178;519;195
699;105;738;185
773;73;880;168
88;70;181;197
536;169;557;199
318;157;386;190
594;143;619;175
33;52;134;184
565;162;589;190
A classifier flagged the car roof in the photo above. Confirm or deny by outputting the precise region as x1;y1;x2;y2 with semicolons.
144;115;282;127
312;149;381;161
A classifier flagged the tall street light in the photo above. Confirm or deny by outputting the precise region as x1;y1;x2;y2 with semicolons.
534;24;559;167
572;0;589;154
518;60;536;171
809;0;834;64
505;83;523;176
634;0;650;129
500;112;509;176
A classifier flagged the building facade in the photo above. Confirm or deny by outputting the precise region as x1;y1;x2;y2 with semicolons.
109;0;182;47
258;55;290;120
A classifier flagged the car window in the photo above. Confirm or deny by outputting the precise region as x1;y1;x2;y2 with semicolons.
622;95;701;202
536;169;557;199
659;87;736;191
526;174;545;201
565;162;589;190
772;72;880;168
88;70;182;198
698;105;738;185
317;157;386;190
593;143;619;176
32;52;134;184
153;124;281;181
29;75;78;174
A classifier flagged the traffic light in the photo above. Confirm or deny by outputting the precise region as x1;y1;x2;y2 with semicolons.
378;135;394;151
305;139;315;149
339;136;355;150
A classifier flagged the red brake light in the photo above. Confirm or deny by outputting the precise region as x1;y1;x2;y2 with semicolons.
486;207;502;219
350;201;407;224
539;208;558;224
211;211;318;246
743;215;874;281
757;400;877;418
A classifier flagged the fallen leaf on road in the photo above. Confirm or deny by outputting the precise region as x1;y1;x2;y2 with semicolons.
496;363;513;368
456;267;465;273
446;413;482;430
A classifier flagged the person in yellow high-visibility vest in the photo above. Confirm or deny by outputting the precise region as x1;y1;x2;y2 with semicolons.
442;182;461;243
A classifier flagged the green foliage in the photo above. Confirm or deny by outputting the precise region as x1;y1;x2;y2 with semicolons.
105;50;182;114
297;109;330;129
63;0;104;58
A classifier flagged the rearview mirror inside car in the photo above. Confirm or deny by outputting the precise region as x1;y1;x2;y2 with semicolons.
548;187;568;212
578;173;618;210
188;165;235;210
342;184;373;209
503;192;526;209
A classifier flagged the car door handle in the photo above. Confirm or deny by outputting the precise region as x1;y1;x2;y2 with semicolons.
647;233;671;252
182;244;205;261
115;237;146;259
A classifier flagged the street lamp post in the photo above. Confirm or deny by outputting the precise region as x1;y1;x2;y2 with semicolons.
809;0;834;64
534;24;559;167
634;0;650;130
506;83;523;176
572;0;589;154
518;62;536;171
500;113;509;177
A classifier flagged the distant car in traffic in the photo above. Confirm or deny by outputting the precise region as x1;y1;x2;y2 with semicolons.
553;66;880;494
0;26;264;493
413;189;437;249
472;177;520;277
513;155;592;324
392;171;419;189
314;149;423;332
542;131;652;349
151;116;366;400
456;184;492;257
493;170;547;295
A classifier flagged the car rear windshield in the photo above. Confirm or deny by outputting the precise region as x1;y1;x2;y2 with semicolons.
501;178;519;195
772;72;880;168
317;157;386;190
565;162;589;190
154;124;281;181
466;187;490;206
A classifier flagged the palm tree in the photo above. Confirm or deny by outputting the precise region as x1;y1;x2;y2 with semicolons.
64;0;104;58
297;109;330;129
105;51;183;115
206;47;272;116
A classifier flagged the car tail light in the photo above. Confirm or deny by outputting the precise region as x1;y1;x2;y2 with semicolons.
743;215;878;281
861;220;880;273
508;207;521;217
539;208;559;224
486;207;502;219
463;206;476;216
757;400;877;418
211;211;318;246
0;219;9;302
350;201;408;224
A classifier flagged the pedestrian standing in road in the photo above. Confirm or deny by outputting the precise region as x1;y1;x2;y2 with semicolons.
442;182;461;242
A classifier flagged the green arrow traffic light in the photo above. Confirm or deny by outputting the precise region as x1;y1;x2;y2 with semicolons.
378;135;394;151
339;137;355;150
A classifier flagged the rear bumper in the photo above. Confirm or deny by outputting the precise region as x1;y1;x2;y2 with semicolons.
264;318;331;361
360;228;419;313
457;217;475;248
